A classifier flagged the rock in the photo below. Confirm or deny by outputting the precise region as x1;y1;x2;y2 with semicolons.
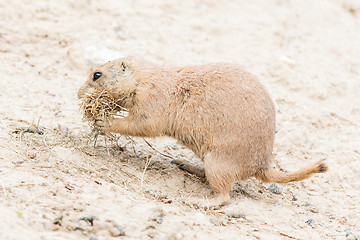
111;223;125;237
162;198;173;204
267;183;282;194
80;215;96;226
75;227;85;233
77;219;93;233
305;218;315;225
53;216;63;226
151;214;163;224
292;196;298;201
225;210;245;219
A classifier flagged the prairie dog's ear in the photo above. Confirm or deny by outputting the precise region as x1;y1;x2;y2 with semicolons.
117;60;137;89
119;61;132;76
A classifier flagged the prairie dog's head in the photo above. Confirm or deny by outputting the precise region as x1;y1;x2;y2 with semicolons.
78;58;138;101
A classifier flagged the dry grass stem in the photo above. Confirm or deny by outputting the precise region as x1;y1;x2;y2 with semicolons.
140;149;157;190
143;138;176;161
1;181;7;198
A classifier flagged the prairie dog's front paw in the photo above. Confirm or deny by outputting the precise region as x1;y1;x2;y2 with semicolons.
94;118;105;128
94;117;114;132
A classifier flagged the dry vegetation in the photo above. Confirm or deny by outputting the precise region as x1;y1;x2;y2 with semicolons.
80;90;128;121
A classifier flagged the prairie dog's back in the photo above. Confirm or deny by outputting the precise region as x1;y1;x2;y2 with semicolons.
169;63;276;166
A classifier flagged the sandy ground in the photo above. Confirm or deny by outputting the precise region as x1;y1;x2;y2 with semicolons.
1;0;360;239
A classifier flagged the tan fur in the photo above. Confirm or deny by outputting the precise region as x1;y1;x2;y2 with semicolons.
78;57;328;204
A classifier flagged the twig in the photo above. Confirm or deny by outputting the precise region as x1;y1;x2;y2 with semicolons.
36;116;42;129
142;138;176;161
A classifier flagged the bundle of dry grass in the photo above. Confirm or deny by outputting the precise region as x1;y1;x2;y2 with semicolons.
79;90;128;145
79;89;127;122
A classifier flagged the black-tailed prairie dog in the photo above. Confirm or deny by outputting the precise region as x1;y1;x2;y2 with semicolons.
78;57;328;205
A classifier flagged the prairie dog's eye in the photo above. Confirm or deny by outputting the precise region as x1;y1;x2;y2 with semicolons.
93;72;102;81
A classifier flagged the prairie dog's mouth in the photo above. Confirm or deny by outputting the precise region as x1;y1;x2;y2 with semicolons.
79;89;128;122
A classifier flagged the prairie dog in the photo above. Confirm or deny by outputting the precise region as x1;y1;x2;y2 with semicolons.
78;57;327;205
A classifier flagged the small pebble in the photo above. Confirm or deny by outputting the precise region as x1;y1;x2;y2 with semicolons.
151;214;163;224
292;196;298;201
162;199;172;204
267;183;282;194
116;225;126;237
78;219;94;232
75;227;84;232
80;215;96;226
305;218;315;225
225;210;245;219
53;216;63;226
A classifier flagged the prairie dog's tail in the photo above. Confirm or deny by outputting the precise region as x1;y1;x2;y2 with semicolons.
256;160;328;183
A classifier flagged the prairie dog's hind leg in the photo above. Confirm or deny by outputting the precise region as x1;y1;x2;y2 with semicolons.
203;153;238;206
183;154;235;208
